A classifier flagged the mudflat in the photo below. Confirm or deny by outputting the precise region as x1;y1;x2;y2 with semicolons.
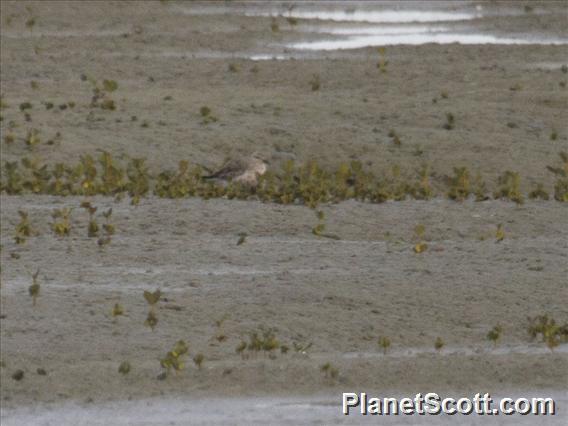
0;0;567;423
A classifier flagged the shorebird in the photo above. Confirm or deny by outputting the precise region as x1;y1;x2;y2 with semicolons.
203;152;268;186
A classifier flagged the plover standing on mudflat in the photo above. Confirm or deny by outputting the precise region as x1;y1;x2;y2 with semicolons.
203;152;268;186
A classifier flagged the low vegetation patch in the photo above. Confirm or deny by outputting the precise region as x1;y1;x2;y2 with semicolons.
2;153;567;208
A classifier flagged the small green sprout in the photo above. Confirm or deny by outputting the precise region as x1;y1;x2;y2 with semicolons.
270;17;279;32
529;184;549;200
312;210;332;237
97;236;111;249
443;112;455;130
102;208;115;235
193;353;205;369
434;337;444;352
413;224;428;253
81;202;99;237
214;316;228;342
144;311;158;331
4;133;15;144
378;336;391;355
494;171;523;204
111;303;124;318
51;208;72;237
101;99;116;110
286;16;298;26
15;210;33;244
495;224;505;242
376;47;388;73
309;74;321;91
103;80;118;92
25;15;36;31
25;128;40;148
160;340;189;376
236;341;247;359
29;269;40;306
144;289;161;307
486;325;502;347
320;362;339;379
237;233;247;245
12;370;24;381
527;314;567;352
88;220;99;238
118;361;131;375
199;106;218;124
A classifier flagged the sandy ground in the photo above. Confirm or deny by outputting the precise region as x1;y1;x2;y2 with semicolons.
1;196;567;417
1;1;567;425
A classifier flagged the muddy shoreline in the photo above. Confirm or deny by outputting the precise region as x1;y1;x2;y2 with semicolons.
1;196;567;410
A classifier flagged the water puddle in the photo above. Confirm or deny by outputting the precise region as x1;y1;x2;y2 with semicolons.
173;2;567;56
288;33;565;50
309;24;447;35
6;4;564;61
245;9;480;24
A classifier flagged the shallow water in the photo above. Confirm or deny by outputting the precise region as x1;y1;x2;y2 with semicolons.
288;33;566;50
174;2;568;52
2;392;566;426
245;9;480;24
3;2;565;60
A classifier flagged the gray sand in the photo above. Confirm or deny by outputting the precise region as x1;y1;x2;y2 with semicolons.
1;1;567;425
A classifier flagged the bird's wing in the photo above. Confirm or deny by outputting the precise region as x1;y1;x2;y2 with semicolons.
206;158;247;179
